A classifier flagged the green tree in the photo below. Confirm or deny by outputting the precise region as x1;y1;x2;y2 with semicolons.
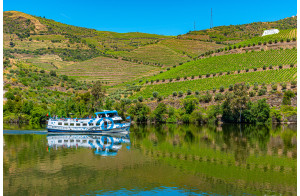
182;97;198;114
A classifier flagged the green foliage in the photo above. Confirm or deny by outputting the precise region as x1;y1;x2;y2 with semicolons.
182;97;198;114
282;90;295;105
243;99;271;124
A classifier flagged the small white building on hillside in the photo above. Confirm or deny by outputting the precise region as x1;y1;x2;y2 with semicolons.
262;29;279;36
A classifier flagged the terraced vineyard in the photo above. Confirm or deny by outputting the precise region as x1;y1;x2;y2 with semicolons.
131;68;297;99
234;29;297;47
144;48;297;82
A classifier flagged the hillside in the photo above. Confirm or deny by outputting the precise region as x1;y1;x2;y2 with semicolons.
181;16;297;44
3;11;297;125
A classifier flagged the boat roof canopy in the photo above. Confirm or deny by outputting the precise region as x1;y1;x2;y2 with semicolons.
95;110;118;115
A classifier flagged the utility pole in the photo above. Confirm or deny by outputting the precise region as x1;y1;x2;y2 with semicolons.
210;8;213;29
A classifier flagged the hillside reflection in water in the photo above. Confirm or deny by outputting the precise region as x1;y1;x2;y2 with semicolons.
3;124;297;195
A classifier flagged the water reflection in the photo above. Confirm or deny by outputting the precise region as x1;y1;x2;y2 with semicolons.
3;124;297;196
47;134;130;156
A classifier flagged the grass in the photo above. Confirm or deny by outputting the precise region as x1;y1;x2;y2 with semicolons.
144;48;297;82
130;68;297;98
234;29;297;47
57;56;163;84
107;44;192;66
159;38;225;58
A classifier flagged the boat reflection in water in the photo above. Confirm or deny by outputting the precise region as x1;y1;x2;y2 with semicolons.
47;133;130;156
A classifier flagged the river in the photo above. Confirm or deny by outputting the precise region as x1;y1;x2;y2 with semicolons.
3;123;297;195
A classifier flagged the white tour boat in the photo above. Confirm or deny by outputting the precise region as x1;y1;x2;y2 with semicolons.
46;110;131;134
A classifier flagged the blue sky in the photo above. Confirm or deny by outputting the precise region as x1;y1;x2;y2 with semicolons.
4;0;297;35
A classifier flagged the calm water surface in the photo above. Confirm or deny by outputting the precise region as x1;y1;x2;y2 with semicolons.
3;124;297;195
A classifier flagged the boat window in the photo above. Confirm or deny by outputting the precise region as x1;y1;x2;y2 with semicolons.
58;122;62;125
58;140;62;143
76;123;80;126
64;123;68;126
89;140;93;143
108;121;112;124
107;113;117;117
82;140;87;143
96;121;100;126
114;120;121;124
76;140;80;142
70;123;74;126
70;140;74;143
98;114;106;118
82;123;87;126
89;123;94;126
64;140;68;143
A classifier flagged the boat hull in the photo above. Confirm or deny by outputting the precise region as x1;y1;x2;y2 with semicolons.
47;125;130;134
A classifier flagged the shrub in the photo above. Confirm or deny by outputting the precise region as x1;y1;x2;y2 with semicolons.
268;40;273;44
292;37;296;41
178;91;183;97
156;79;159;82
246;68;249;72
167;68;170;71
199;74;202;78
169;78;173;82
253;67;257;71
133;99;137;103
184;76;187;80
191;75;194;79
219;72;223;75
282;90;295;105
290;64;294;68
176;76;180;81
219;86;224;92
263;66;266;70
206;73;210;78
40;70;45;73
286;38;291;42
258;88;267;96
153;91;159;98
280;39;284;43
272;84;277;91
202;91;212;103
248;44;251;47
227;71;230;75
275;39;278;43
249;91;256;97
279;65;283;69
214;93;224;101
160;71;163;73
252;43;256;46
187;89;192;95
269;65;273;69
254;83;259;90
261;48;264;51
281;82;287;90
237;69;240;73
162;79;165;82
151;80;154;84
146;80;149;84
157;95;163;101
263;42;267;45
212;88;216;93
139;80;143;83
138;96;143;102
291;81;297;88
150;97;154;101
173;65;176;68
173;91;177;96
258;41;262;45
195;91;199;95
